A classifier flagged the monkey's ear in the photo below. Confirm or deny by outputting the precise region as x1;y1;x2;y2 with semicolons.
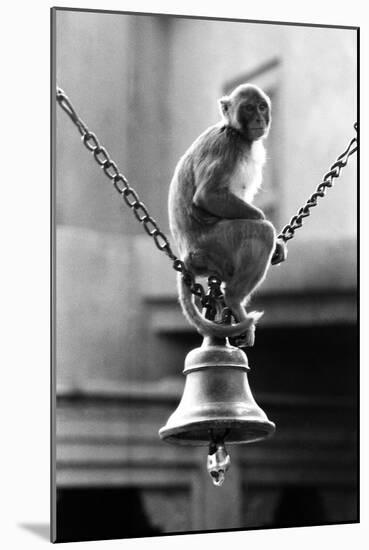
219;96;231;117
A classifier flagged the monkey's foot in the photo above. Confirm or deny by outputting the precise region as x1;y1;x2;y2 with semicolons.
230;325;255;348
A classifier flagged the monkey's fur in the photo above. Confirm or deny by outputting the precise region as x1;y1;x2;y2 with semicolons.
168;84;279;347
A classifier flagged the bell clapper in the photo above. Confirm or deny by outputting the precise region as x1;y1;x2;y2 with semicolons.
207;430;231;487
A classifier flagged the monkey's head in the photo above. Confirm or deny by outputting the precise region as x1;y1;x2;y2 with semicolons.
219;84;271;141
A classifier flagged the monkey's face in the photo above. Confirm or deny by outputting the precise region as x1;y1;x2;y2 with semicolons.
237;92;271;141
219;84;271;141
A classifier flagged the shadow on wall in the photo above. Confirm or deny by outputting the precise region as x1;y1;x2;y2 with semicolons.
56;487;162;542
272;486;326;527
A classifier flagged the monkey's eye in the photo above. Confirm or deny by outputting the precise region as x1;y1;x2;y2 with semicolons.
244;104;254;113
259;102;268;111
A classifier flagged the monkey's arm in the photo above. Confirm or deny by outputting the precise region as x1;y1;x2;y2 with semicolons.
193;181;265;221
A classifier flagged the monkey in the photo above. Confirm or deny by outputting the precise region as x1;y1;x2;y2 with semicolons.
168;83;287;347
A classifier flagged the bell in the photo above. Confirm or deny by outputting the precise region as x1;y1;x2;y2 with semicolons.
159;336;275;484
159;336;275;487
159;335;275;445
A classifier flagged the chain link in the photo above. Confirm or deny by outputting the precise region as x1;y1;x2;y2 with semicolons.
277;123;358;243
56;87;218;306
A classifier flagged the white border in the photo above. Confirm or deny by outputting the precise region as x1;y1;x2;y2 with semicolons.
1;1;366;548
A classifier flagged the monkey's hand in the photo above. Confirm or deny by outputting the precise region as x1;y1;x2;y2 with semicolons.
271;238;288;265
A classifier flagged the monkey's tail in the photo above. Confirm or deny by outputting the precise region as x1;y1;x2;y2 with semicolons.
177;274;263;338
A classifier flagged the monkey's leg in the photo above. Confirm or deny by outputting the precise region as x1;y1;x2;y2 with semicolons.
183;221;240;284
185;250;232;280
223;220;276;346
220;219;275;301
225;262;261;348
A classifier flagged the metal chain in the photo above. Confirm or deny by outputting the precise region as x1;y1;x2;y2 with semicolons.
277;123;358;243
56;87;217;306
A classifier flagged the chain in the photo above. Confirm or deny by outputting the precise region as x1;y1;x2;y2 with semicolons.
56;87;218;306
277;123;358;243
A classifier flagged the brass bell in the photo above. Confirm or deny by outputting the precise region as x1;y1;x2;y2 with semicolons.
159;335;275;485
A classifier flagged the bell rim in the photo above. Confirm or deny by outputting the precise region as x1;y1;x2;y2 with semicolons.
159;417;276;446
183;363;250;374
